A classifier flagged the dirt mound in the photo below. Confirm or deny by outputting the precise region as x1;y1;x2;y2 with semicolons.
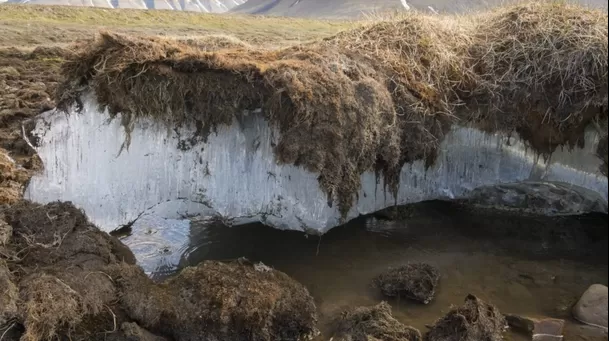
28;46;71;60
0;201;142;341
57;2;608;216
331;301;421;341
424;295;506;341
3;205;319;341
373;263;441;304
112;258;319;341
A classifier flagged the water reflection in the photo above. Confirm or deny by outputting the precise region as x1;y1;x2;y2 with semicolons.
123;202;608;340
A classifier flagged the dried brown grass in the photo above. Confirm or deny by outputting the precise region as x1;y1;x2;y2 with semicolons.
0;259;18;329
332;301;421;341
424;295;506;341
58;1;608;216
0;202;138;341
175;34;253;51
112;259;319;341
19;274;83;341
0;148;29;205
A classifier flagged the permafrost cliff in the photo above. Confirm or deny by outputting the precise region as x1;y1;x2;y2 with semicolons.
24;95;608;234
16;3;609;271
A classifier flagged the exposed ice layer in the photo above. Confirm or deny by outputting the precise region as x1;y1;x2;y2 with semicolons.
24;96;608;234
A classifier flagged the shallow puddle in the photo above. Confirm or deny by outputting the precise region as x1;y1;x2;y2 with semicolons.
127;202;609;340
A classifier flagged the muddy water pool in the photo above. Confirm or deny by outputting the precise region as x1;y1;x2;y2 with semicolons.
121;202;608;340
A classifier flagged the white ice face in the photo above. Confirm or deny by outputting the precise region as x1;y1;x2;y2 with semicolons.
24;94;608;235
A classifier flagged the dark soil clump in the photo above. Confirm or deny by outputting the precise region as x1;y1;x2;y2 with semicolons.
0;201;145;341
332;301;421;341
424;295;507;341
374;263;441;304
1;202;319;341
113;258;319;341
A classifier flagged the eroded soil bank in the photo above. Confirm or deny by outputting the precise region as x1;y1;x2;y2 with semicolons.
2;3;608;341
4;200;607;341
0;201;319;341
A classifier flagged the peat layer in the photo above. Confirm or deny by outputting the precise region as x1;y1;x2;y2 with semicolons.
57;2;608;216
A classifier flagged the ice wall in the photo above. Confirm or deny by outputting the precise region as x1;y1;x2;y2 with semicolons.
24;95;608;234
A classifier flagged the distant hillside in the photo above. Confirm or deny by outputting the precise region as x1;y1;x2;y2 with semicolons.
231;0;608;17
1;0;246;12
231;0;410;17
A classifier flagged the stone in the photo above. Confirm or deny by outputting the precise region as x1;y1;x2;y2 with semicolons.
506;315;565;341
533;319;565;341
573;284;608;330
506;314;536;333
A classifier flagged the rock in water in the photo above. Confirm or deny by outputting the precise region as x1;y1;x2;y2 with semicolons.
505;314;565;341
573;284;608;330
114;260;319;341
425;295;506;341
373;263;441;304
532;319;565;341
332;302;421;341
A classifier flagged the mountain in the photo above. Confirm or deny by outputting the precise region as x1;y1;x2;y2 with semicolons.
231;0;410;17
3;0;246;12
231;0;608;17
